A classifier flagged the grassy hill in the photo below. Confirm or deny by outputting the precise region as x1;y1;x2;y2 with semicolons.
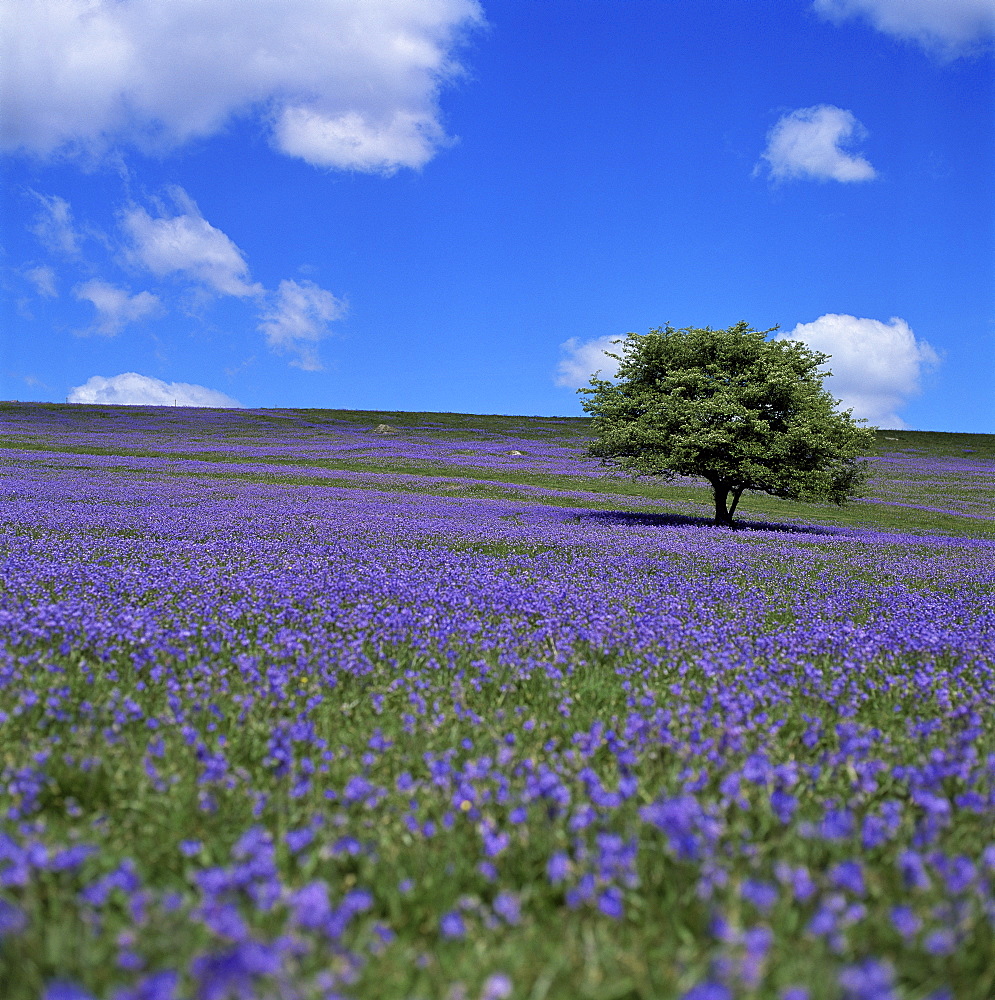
3;402;993;538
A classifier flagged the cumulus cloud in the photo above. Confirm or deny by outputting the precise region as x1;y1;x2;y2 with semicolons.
1;0;484;173
554;335;624;389
121;188;263;298
757;105;876;183
68;372;243;407
73;279;160;336
25;265;57;297
29;193;82;254
776;313;940;428
257;278;346;371
274;107;445;172
812;0;995;57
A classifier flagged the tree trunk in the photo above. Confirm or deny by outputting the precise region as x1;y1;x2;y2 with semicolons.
712;483;734;527
728;485;745;522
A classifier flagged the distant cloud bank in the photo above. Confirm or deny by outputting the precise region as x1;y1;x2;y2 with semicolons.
68;373;243;408
757;106;876;183
0;0;484;174
777;313;939;428
812;0;995;57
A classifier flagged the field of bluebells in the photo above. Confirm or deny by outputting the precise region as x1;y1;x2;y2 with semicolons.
2;402;994;1000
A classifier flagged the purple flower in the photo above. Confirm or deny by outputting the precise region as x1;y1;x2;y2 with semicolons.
50;845;98;871
889;905;921;939
861;815;890;849
940;855;975;894
191;941;282;1000
482;827;510;857
838;959;898;1000
923;928;956;955
897;850;931;890
597;886;624;919
774;863;816;902
201;903;248;941
640;795;718;860
808;907;837;937
829;860;866;896
770;788;797;823
478;861;498;881
44;982;97;1000
291;881;331;929
743;926;773;956
0;899;27;938
493;892;521;925
743;752;773;784
284;827;313;853
741;879;778;913
681;983;732;1000
440;911;465;938
547;852;570;883
113;970;180;1000
481;974;513;1000
341;888;373;915
819;808;854;840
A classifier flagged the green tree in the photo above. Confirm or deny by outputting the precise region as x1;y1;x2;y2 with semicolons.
580;321;876;527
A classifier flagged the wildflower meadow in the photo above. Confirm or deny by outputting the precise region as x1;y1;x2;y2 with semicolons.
1;402;994;1000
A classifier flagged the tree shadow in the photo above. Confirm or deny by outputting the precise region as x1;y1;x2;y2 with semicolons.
578;509;841;536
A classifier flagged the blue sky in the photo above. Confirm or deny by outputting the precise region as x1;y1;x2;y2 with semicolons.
2;0;993;430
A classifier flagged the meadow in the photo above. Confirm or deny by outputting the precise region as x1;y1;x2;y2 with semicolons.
1;401;994;1000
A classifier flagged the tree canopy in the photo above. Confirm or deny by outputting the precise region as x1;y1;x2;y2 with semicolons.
580;321;876;526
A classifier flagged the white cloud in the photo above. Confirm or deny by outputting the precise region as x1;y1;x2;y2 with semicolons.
555;335;624;389
776;313;940;428
257;278;346;370
274;108;445;173
757;105;876;183
1;0;484;173
73;279;160;336
121;188;263;298
25;265;57;297
812;0;995;57
68;372;243;408
29;193;82;254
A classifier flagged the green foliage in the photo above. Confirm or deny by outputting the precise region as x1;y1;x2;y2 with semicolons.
580;322;877;525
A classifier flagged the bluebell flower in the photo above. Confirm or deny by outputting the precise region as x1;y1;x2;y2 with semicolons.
829;860;866;896
547;852;570;883
680;983;732;1000
493;892;521;925
923;928;956;955
481;973;513;1000
597;886;624;919
0;899;27;938
44;982;97;1000
838;959;898;1000
741;879;778;913
440;911;465;938
889;905;920;939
